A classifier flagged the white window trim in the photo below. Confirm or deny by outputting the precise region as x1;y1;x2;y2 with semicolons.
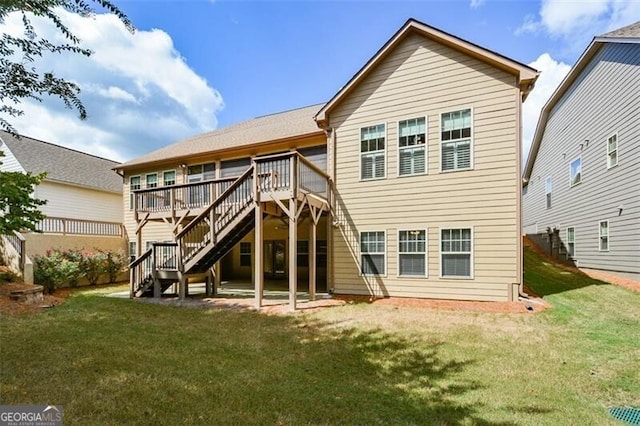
396;227;428;278
569;156;582;187
598;220;609;252
606;132;618;170
162;169;177;186
359;123;387;182
566;227;575;258
396;117;428;178
145;172;158;189
129;175;141;210
359;230;387;277
439;225;474;279
439;106;474;173
545;176;552;209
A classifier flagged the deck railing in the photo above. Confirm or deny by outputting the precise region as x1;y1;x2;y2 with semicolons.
134;178;236;217
3;231;26;270
36;217;123;237
129;248;153;297
153;242;178;271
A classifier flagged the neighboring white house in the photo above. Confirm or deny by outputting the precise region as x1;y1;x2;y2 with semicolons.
522;21;640;277
0;131;127;281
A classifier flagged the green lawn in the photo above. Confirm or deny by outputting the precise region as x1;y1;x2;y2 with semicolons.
1;247;639;425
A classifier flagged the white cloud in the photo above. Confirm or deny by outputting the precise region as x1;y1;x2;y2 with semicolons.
516;0;640;50
470;0;485;9
522;53;571;165
0;8;224;162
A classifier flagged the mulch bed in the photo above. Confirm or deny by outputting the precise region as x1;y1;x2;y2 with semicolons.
0;283;69;315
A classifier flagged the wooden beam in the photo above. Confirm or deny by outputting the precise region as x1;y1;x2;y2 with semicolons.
309;213;317;301
270;195;292;219
288;199;297;311
254;202;264;310
178;273;187;300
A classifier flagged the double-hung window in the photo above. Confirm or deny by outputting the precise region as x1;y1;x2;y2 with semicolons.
441;109;472;171
239;242;251;267
545;177;552;209
360;231;385;275
360;124;385;180
398;118;426;176
162;170;176;207
187;163;216;182
145;173;158;209
398;230;427;276
129;176;141;210
567;227;575;258
599;221;609;251
441;228;472;278
607;134;618;169
187;163;216;207
570;157;582;187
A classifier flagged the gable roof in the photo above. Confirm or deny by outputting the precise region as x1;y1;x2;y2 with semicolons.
314;18;539;125
117;103;325;171
523;21;640;185
0;131;122;194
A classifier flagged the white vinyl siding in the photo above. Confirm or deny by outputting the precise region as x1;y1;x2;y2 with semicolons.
545;176;552;209
360;124;386;180
398;229;427;276
441;108;472;171
599;220;609;251
569;157;582;187
441;228;473;278
398;117;426;176
607;133;618;169
567;227;575;258
360;231;385;275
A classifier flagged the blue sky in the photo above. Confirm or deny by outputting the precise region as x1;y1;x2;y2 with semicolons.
1;0;639;162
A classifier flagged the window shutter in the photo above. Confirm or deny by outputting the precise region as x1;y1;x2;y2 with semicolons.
361;155;374;180
374;153;385;178
457;141;471;169
442;143;455;171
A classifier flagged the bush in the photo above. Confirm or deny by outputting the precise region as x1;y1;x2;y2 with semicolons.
105;250;127;283
0;265;20;283
34;249;81;294
79;250;108;286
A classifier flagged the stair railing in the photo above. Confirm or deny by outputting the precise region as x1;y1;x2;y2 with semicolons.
176;166;255;268
129;248;153;297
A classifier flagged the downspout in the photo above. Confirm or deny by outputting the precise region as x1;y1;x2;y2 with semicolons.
515;85;524;300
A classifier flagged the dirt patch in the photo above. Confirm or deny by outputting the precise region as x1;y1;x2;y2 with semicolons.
0;283;68;315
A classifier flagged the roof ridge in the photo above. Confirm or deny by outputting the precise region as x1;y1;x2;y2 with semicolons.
0;131;121;164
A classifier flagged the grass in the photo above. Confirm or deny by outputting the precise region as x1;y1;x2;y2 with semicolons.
1;248;639;425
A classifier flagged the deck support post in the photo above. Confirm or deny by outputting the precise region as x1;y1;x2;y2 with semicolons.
205;268;213;296
178;273;187;301
288;199;297;311
254;202;264;310
309;210;317;301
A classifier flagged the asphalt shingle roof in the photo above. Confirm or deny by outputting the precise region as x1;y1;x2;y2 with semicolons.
119;103;325;170
599;21;640;38
0;131;122;194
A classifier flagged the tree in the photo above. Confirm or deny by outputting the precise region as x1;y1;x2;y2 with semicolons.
0;151;46;234
0;0;133;134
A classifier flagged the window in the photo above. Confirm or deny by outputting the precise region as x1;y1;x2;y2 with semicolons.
441;228;472;277
607;134;618;169
163;170;176;186
570;157;582;187
398;230;427;276
317;240;327;268
297;241;309;267
129;176;141;210
187;163;216;182
239;242;251;267
545;176;552;209
599;220;609;251
360;231;385;275
360;124;385;180
398;117;426;176
146;173;158;189
441;109;472;171
567;227;575;258
129;241;137;263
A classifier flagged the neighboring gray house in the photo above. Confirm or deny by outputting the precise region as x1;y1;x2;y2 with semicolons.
522;21;640;276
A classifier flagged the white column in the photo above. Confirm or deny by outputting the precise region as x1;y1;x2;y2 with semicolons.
288;200;297;311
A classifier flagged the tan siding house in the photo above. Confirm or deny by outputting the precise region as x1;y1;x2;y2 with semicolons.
116;19;537;306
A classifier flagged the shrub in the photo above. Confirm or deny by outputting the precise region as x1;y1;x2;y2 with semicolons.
34;249;82;293
79;250;108;286
0;265;20;283
105;250;127;283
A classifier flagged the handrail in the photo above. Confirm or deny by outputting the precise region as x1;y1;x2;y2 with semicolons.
295;152;330;181
133;177;236;194
129;248;153;297
129;248;152;269
4;231;26;270
176;165;255;239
